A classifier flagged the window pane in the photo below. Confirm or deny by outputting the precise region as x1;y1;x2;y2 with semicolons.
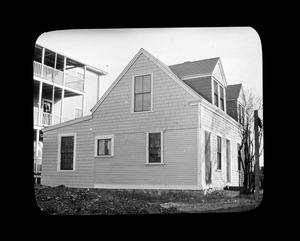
61;136;74;153
134;94;143;112
98;139;105;155
220;86;224;98
143;93;151;111
217;136;221;152
142;75;151;93
214;81;218;94
106;139;111;155
149;133;161;148
220;99;224;110
135;76;143;94
149;147;161;163
214;93;218;107
61;153;73;170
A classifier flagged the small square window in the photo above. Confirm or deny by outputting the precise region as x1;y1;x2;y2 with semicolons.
95;135;114;157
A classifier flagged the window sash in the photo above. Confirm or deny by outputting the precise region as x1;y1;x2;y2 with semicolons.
148;133;161;163
217;136;222;170
220;86;224;110
97;139;111;156
60;136;74;170
134;74;151;112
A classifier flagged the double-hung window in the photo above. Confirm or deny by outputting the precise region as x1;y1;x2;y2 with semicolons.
58;134;76;171
220;86;225;111
217;136;222;170
147;132;163;164
134;74;152;112
95;135;114;157
214;80;219;107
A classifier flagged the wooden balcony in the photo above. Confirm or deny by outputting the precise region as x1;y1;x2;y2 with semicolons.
34;61;84;92
34;108;71;127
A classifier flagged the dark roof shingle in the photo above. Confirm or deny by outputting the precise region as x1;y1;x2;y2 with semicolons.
169;57;219;79
226;84;242;100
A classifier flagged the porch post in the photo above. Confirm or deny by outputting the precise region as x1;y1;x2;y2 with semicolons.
60;88;64;123
63;56;66;85
41;47;45;77
35;129;40;173
51;85;55;125
38;81;43;126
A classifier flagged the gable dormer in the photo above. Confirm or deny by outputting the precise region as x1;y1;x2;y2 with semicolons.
226;84;245;124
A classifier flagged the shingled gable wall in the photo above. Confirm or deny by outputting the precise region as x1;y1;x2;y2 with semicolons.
42;51;200;188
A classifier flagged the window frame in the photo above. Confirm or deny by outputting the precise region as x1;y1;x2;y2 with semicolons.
225;138;232;183
146;132;164;165
94;135;115;158
57;133;76;172
216;135;222;171
213;80;219;107
132;73;154;114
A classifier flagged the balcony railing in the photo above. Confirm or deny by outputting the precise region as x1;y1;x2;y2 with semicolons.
34;108;71;127
33;61;84;92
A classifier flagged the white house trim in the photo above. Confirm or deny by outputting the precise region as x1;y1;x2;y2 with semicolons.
42;115;93;133
57;133;77;172
145;131;164;165
94;134;115;157
131;72;154;114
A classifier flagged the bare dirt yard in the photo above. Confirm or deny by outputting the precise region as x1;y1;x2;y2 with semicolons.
34;184;262;215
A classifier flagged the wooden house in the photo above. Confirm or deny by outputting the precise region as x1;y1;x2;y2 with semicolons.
41;48;244;190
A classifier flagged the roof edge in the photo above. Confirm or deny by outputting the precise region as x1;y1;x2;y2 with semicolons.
42;115;93;132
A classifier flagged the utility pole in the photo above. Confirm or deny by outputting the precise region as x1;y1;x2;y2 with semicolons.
254;110;260;201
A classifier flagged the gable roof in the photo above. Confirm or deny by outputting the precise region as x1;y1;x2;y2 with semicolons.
90;48;202;113
226;84;242;100
169;57;220;79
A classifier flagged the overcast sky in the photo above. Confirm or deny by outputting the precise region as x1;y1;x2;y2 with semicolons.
36;27;262;98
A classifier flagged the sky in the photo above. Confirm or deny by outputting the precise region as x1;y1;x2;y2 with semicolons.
36;27;262;99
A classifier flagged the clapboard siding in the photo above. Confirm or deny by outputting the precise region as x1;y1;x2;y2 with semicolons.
90;53;198;135
41;51;199;188
41;120;95;188
94;128;197;185
201;105;241;188
182;76;212;103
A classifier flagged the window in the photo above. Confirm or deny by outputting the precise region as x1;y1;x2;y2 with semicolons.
237;143;241;171
147;132;163;164
58;134;76;171
238;104;245;125
214;80;219;107
217;136;222;170
95;135;114;157
74;108;82;119
226;139;231;182
134;74;152;112
205;131;212;184
220;86;225;111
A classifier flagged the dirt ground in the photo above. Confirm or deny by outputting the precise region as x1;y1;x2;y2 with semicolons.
34;184;262;215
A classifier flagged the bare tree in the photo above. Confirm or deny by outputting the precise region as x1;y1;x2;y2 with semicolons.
238;91;263;194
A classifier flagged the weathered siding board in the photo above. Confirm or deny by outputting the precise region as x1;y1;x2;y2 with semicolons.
182;76;212;103
201;106;241;188
94;128;197;186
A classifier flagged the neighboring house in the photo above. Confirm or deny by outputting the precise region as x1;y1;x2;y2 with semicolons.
41;48;244;190
33;44;107;182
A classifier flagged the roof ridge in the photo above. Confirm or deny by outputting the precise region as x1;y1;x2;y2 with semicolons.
169;57;220;67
